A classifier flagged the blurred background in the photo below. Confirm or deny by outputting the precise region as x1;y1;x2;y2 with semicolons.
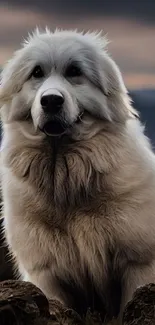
0;0;155;89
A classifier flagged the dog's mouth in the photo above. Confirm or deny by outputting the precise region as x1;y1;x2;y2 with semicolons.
43;120;67;137
41;111;84;137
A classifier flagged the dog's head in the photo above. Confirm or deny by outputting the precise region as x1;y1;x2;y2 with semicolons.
0;29;138;140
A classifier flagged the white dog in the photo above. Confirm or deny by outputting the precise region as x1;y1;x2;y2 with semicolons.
1;29;155;324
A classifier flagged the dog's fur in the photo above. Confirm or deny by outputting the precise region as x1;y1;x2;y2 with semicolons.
1;29;155;323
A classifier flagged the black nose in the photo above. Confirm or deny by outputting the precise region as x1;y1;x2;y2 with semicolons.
41;94;64;114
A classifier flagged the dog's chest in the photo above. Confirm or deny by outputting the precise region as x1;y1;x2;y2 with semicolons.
6;210;121;320
3;166;121;320
9;212;109;276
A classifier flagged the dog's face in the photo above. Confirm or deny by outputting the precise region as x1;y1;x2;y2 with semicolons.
0;29;137;140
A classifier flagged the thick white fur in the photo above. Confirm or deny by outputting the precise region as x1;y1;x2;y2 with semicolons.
0;29;155;324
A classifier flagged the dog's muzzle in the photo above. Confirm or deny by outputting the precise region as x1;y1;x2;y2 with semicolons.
40;111;84;137
39;89;84;137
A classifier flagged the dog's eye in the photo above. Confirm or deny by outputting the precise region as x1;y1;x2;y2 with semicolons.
30;65;44;79
65;64;82;78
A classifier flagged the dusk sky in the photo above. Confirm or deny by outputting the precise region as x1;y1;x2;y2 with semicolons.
0;1;154;89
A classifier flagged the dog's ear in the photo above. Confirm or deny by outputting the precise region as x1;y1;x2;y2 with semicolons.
99;52;139;121
0;47;32;105
0;53;24;104
87;32;139;122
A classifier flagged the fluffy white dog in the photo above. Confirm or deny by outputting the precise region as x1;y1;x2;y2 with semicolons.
1;29;155;324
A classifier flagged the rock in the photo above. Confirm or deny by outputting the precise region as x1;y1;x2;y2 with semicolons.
0;280;84;325
0;280;50;325
48;299;83;325
123;283;155;325
1;280;155;325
